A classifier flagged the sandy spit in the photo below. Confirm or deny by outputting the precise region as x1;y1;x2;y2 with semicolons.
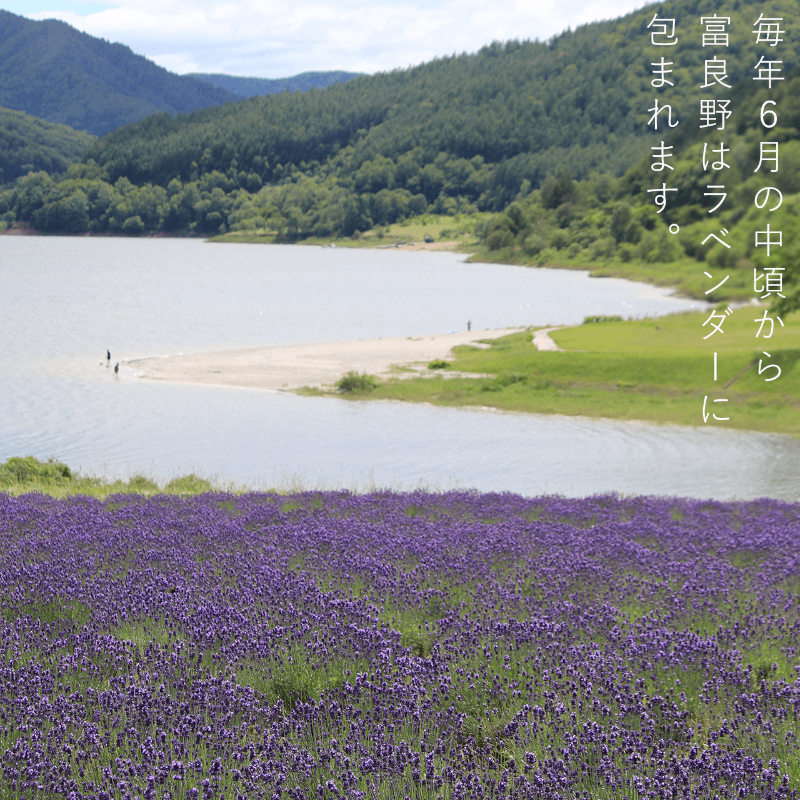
129;328;526;392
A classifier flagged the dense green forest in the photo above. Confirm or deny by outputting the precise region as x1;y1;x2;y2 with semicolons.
481;62;800;313
1;0;797;309
0;10;240;136
75;0;797;206
188;71;361;97
0;107;95;184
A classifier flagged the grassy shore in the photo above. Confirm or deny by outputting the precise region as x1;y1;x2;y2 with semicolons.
207;213;483;253
0;456;222;499
471;249;756;303
303;309;800;435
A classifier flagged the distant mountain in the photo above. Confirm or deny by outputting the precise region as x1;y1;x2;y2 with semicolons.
0;10;241;137
188;71;361;98
0;106;95;184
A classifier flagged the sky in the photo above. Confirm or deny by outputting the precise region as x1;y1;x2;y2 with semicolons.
3;0;655;78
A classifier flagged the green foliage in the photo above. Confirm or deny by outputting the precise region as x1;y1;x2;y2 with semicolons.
164;474;213;494
336;371;378;393
0;456;71;486
541;169;576;210
0;456;222;499
126;475;160;494
0;107;95;185
428;359;449;370
473;57;800;305
583;315;623;324
121;214;144;234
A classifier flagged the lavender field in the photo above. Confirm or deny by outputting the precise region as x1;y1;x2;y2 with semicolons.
1;490;798;800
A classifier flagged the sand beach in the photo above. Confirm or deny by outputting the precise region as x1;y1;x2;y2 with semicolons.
129;328;526;392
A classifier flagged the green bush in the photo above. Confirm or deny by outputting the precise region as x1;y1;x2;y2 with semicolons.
126;475;159;493
164;474;213;494
480;371;527;392
550;229;569;250
0;456;72;486
590;236;616;260
336;371;378;393
486;227;513;251
122;215;144;234
617;243;635;262
428;359;449;370
522;233;545;255
583;315;623;324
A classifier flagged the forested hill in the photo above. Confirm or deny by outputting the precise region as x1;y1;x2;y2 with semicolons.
480;61;800;312
188;71;361;97
0;108;95;184
79;0;797;213
0;10;240;136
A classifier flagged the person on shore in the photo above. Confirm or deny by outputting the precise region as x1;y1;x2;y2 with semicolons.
107;349;111;367
114;363;119;378
467;320;472;332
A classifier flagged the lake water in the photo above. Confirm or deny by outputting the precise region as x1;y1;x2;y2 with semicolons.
2;236;798;500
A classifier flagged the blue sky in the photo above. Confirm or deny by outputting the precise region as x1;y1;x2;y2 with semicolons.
2;0;655;77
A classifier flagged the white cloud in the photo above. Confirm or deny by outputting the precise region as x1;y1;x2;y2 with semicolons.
24;0;654;77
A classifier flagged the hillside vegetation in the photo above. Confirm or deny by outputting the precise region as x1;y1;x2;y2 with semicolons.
0;107;95;185
478;61;800;314
75;0;798;204
0;10;240;136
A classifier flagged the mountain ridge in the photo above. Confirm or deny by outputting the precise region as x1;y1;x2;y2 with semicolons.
188;71;361;97
0;9;241;136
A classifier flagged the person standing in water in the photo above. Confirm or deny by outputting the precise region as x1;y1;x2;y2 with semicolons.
467;320;472;332
107;349;111;367
114;363;119;378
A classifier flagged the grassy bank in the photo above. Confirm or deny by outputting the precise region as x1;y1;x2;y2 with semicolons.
207;212;484;251
306;309;800;435
467;248;756;303
0;456;219;499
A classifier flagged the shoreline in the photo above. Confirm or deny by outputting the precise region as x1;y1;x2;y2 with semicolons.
0;223;207;238
128;328;526;392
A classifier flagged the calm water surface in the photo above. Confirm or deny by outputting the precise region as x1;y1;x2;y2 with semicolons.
2;236;798;500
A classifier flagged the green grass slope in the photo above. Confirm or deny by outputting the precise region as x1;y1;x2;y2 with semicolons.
312;311;800;435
